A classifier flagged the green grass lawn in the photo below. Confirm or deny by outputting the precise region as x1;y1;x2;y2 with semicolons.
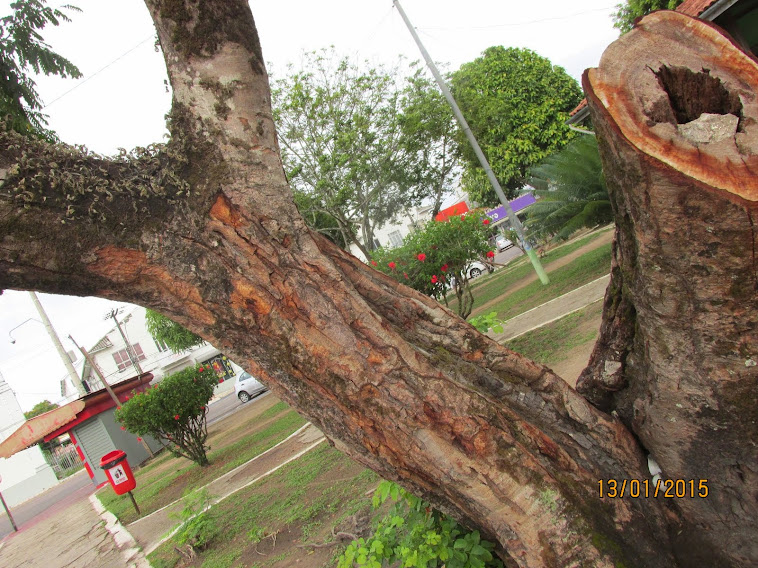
98;400;307;525
504;301;603;367
147;443;379;568
480;242;611;321
447;226;612;315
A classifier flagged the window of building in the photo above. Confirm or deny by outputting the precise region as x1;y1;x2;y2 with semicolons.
388;230;403;249
154;338;170;353
112;344;147;372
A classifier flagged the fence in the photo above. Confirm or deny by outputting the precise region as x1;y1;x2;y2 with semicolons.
43;444;84;479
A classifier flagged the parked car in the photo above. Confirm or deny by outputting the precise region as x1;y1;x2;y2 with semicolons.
494;234;515;251
467;260;492;279
234;371;267;403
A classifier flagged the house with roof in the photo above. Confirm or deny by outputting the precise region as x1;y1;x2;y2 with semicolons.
60;306;243;400
568;0;758;127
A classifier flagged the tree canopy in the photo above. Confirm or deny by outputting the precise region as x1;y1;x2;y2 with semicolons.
272;51;413;258
450;46;582;204
145;308;205;352
24;399;58;419
612;0;684;33
0;0;81;140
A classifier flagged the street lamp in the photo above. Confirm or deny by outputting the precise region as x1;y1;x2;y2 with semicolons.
8;318;43;344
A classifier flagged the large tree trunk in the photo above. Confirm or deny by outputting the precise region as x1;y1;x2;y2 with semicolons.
578;10;758;567
0;5;754;566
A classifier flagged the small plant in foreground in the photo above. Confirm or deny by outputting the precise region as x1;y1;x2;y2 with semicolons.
468;311;504;334
172;489;219;551
115;364;217;466
339;481;503;568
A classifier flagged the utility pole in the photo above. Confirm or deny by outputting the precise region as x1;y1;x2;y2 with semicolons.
69;334;154;458
28;292;88;396
393;0;549;284
106;309;143;375
68;335;121;408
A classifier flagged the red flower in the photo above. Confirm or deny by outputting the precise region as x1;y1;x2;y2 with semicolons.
460;214;466;220
200;406;205;411
487;250;495;258
120;426;126;431
403;272;409;279
417;253;426;262
137;437;142;442
174;414;180;420
483;219;490;225
440;264;448;272
371;260;377;266
388;261;396;270
219;379;223;384
199;367;205;372
431;275;438;284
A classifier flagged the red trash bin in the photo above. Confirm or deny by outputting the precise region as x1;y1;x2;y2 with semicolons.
100;450;137;495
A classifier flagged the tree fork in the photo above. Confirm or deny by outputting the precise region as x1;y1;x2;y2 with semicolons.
0;3;755;567
579;11;758;567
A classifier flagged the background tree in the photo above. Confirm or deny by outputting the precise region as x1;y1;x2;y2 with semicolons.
24;399;58;419
1;5;756;566
145;308;204;352
371;213;494;319
450;46;582;205
0;0;81;140
272;50;414;258
525;134;612;241
612;0;684;33
116;365;217;466
397;67;461;219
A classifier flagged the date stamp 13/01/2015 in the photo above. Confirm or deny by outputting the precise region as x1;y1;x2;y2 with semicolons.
598;478;709;499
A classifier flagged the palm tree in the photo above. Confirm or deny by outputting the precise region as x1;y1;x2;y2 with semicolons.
525;134;612;241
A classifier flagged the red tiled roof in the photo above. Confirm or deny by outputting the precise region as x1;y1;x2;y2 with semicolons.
569;99;588;116
676;0;720;17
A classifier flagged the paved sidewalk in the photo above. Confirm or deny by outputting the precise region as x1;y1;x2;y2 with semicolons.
487;274;610;342
0;485;139;568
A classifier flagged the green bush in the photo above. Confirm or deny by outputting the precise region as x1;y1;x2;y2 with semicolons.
371;213;494;319
115;365;218;466
339;481;503;568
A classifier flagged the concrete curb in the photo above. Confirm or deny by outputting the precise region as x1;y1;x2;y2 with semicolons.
89;494;152;568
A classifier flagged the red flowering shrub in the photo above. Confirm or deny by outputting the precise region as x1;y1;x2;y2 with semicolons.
115;365;217;466
369;213;493;318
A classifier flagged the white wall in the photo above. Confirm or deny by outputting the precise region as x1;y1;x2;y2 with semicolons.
0;376;59;506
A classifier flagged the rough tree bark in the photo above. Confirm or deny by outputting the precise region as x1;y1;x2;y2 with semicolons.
577;11;758;567
0;4;754;566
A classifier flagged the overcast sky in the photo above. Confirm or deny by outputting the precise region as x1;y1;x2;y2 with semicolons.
0;0;622;411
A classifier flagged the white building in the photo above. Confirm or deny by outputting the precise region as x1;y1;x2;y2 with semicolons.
348;190;472;262
0;373;59;506
60;307;242;399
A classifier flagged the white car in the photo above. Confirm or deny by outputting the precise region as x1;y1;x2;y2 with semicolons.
234;371;267;403
466;260;492;279
495;235;514;251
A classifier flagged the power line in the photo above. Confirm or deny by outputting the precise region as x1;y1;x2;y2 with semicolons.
418;6;616;31
42;34;155;110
